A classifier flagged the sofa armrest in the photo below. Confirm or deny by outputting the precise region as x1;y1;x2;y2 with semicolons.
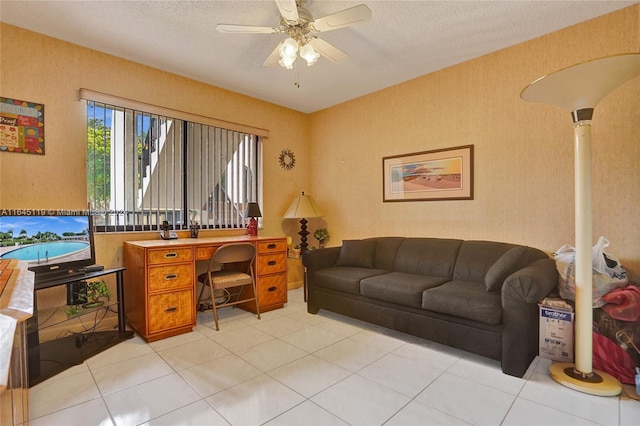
502;258;559;307
302;247;341;280
500;258;559;377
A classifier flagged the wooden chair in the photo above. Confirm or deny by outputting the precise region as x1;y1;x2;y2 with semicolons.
197;242;260;330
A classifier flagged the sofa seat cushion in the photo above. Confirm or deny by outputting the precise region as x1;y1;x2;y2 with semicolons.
422;280;502;325
360;272;447;308
315;267;388;295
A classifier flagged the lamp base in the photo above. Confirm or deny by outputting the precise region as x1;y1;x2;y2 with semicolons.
247;217;258;236
549;363;621;396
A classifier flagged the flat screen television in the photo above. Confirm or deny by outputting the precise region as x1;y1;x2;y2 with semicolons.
0;211;96;285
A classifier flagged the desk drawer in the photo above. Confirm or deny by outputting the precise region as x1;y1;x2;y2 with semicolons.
257;253;286;275
148;264;192;292
148;289;193;333
257;240;286;254
257;274;287;308
148;248;192;264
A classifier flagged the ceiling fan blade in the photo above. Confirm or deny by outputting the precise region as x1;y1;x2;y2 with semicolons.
216;24;277;34
263;44;282;67
312;4;372;32
309;38;349;63
275;0;299;22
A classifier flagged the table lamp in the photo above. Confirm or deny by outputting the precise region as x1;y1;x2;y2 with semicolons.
245;202;262;236
521;53;640;396
283;192;324;255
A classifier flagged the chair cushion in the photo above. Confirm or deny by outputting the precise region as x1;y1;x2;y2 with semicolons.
422;280;502;325
335;240;376;268
360;272;447;308
199;271;253;289
315;266;388;295
484;246;527;292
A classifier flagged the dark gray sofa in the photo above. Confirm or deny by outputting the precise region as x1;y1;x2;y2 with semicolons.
303;237;559;377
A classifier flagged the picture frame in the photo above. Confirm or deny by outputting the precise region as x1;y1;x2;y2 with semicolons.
383;145;474;202
0;96;45;155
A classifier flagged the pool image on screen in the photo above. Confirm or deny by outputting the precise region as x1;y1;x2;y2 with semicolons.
0;215;92;266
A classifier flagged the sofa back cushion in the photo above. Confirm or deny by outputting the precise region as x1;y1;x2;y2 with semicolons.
393;238;462;279
453;241;518;283
336;239;377;268
371;237;405;270
484;246;528;291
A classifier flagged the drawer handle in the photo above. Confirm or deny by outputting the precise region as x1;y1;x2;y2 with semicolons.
164;274;178;280
267;243;277;249
164;252;178;258
165;307;177;313
268;286;277;292
268;260;277;266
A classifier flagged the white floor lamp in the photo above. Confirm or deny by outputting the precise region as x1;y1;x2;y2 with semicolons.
521;53;640;396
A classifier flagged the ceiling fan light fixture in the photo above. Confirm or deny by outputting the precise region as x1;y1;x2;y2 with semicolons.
279;37;298;57
300;43;319;66
279;54;296;69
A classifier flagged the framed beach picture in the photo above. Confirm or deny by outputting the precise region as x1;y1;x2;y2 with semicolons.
383;145;474;202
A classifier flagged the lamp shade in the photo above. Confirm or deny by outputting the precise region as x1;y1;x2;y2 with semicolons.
283;192;324;219
245;202;262;218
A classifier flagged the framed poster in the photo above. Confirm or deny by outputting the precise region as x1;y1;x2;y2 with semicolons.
383;145;474;202
0;97;45;154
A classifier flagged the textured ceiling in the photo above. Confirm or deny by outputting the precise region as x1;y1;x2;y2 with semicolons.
1;0;636;113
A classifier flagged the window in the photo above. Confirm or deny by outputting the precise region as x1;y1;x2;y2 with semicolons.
86;99;262;232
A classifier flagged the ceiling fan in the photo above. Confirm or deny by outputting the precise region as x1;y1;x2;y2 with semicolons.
216;0;372;69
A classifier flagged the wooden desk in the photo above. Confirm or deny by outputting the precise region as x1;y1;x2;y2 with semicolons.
123;235;287;342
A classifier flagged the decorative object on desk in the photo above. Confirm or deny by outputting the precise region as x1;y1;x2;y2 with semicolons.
278;148;295;171
245;202;262;236
283;191;324;255
521;52;640;397
314;228;329;248
160;220;177;240
81;279;111;309
189;220;199;238
382;145;474;202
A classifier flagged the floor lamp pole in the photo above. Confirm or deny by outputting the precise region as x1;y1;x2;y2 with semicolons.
521;53;640;396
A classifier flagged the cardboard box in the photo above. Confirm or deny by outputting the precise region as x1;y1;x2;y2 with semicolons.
539;302;574;362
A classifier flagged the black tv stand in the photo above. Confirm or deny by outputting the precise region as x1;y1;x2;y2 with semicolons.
28;267;134;387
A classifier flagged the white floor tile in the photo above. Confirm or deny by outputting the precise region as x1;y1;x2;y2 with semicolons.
415;372;516;425
519;371;620;425
28;397;114;426
85;334;154;369
29;370;101;419
314;336;389;372
236;338;308;372
386;399;471;426
268;354;351;398
358;352;443;397
502;397;601;426
28;288;626;426
178;353;262;397
157;337;230;371
265;400;348;426
91;352;174;396
104;373;201;426
141;399;229;426
311;374;411;425
206;374;305;425
279;325;345;353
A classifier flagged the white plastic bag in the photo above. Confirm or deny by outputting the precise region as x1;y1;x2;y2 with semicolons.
554;236;628;308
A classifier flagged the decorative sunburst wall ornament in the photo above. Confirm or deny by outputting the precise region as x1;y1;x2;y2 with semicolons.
279;148;296;171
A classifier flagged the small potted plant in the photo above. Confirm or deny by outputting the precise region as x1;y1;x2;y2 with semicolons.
314;228;329;248
292;244;301;258
81;279;111;309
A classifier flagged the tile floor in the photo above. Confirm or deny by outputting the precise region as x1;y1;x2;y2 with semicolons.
28;288;639;425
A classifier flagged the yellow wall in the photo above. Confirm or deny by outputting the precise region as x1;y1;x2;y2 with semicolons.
1;5;639;281
309;5;640;281
0;23;310;270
